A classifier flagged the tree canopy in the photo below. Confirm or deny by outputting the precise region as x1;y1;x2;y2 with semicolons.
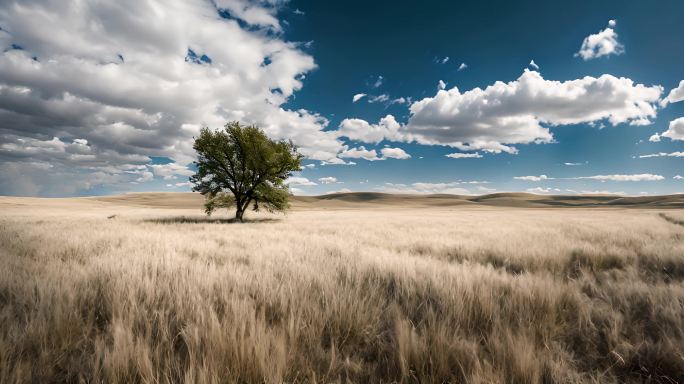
189;122;302;221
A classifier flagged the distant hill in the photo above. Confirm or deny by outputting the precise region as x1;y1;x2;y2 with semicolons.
84;192;684;210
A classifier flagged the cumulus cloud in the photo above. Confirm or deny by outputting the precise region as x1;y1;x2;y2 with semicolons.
662;80;684;105
515;175;551;181
339;146;381;161
318;176;339;184
135;171;154;182
661;117;684;141
149;162;194;180
339;145;410;161
458;63;468;71
380;147;411;159
576;20;624;60
352;93;367;103
285;176;317;186
438;80;446;90
674;175;683;180
0;135;154;195
0;0;345;195
529;60;539;70
647;116;684;142
338;115;402;144
445;152;483;159
337;70;662;154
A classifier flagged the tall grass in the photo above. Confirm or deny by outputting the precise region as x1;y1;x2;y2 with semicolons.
1;206;683;383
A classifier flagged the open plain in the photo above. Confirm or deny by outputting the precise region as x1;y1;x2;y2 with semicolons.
1;192;683;383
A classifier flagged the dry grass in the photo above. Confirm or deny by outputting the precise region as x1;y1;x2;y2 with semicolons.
0;195;683;383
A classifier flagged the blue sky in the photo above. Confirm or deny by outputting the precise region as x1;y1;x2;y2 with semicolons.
0;0;682;196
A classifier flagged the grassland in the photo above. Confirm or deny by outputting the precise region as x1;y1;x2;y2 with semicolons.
1;192;683;383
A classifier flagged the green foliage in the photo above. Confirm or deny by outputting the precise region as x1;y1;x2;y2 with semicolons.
190;122;302;221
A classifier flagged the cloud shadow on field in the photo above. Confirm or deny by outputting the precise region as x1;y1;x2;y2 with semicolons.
143;216;280;225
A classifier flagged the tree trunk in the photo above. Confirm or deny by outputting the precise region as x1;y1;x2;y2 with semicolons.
235;208;244;222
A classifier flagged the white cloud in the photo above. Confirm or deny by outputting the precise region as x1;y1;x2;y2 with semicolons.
529;60;539;70
149;162;194;180
368;94;390;103
166;181;192;188
477;186;496;193
564;162;585;166
377;182;470;195
0;135;155;195
337;71;662;154
338;145;410;161
576;20;624;60
371;75;383;88
325;188;352;194
662;80;684;105
320;158;356;166
661;117;684;141
352;93;367;103
527;187;561;194
445;152;483;159
674;175;684;180
380;147;411;159
135;171;154;182
390;97;408;105
339;146;381;161
608;19;616;27
647;117;684;142
438;80;446;90
574;174;664;181
638;151;684;158
338;115;402;144
318;176;338;184
0;0;345;195
458;63;468;71
515;175;551;181
214;0;283;31
514;173;664;182
293;8;305;15
285;176;317;186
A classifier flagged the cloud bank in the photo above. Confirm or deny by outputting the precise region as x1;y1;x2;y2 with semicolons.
338;70;662;154
0;0;344;195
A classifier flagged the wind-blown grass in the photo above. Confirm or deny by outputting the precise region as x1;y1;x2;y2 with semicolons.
0;204;683;383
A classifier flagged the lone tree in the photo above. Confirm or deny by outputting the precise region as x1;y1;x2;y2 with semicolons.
190;122;302;221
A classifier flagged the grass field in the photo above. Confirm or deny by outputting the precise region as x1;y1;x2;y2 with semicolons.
1;193;683;383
